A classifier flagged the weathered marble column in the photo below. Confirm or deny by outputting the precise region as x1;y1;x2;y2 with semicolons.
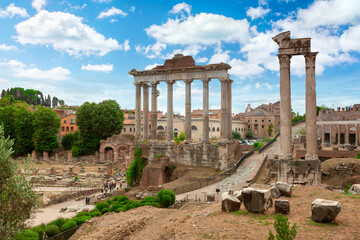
321;125;325;144
151;82;158;141
135;83;142;141
167;80;174;142
113;151;118;165
337;124;340;145
220;79;228;141
202;78;210;143
227;79;233;141
305;52;318;159
143;83;150;141
184;79;193;143
345;124;349;144
278;54;292;158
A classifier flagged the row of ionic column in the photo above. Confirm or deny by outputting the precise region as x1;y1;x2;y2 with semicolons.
278;52;318;159
134;78;233;143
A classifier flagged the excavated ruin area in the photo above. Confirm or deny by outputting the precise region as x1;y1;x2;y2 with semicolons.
70;185;360;240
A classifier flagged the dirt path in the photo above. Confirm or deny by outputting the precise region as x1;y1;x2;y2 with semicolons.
176;140;280;200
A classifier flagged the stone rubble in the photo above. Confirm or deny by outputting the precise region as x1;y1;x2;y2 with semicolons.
241;187;272;213
311;198;341;223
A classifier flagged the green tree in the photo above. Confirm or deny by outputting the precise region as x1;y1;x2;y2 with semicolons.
126;148;144;186
316;105;327;116
0;125;38;239
13;107;34;156
0;105;16;139
232;130;241;140
245;129;253;139
61;131;78;150
58;100;65;106
52;97;59;108
268;123;274;136
73;100;124;156
33;106;60;152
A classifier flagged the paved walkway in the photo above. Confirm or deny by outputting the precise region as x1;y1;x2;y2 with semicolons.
176;140;280;200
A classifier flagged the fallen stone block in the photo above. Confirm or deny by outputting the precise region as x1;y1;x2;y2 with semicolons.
349;184;360;195
221;192;241;212
275;182;293;197
242;187;272;213
233;190;242;202
270;186;281;199
311;198;341;222
275;199;290;214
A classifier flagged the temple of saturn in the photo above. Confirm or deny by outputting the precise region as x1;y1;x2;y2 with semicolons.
271;31;321;185
129;54;240;170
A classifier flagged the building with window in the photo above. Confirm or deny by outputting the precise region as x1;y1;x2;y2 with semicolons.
59;114;78;138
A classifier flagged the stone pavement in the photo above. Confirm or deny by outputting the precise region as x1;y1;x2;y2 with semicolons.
176;140;280;200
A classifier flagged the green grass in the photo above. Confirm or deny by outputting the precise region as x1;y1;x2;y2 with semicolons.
232;210;248;216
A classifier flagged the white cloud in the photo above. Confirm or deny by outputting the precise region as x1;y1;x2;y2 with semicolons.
165;45;205;59
246;6;270;20
81;64;113;72
123;39;130;51
135;42;166;59
15;11;124;57
0;60;70;81
93;0;112;3
32;0;46;12
169;2;191;16
0;4;29;18
97;7;127;19
195;57;208;63
146;13;250;46
264;82;272;90
145;63;160;70
129;6;135;12
0;78;10;84
0;44;18;51
258;0;268;6
340;25;360;52
255;82;261;88
242;84;251;91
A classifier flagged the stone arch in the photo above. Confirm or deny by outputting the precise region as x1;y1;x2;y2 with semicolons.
191;125;198;130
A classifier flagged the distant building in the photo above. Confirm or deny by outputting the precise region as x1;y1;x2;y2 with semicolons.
317;105;360;145
59;113;78;138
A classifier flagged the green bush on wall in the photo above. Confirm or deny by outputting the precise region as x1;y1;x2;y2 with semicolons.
45;224;60;238
61;220;77;232
126;148;145;186
13;230;39;240
156;189;176;208
95;202;110;211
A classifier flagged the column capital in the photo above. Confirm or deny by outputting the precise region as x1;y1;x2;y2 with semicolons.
134;82;142;86
183;79;193;84
142;83;150;88
305;52;318;68
278;54;291;68
201;78;211;83
150;81;159;87
219;78;231;82
165;80;175;85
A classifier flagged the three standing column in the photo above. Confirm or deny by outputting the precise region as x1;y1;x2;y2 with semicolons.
184;79;193;143
135;83;142;142
220;79;228;141
227;80;233;141
143;84;150;141
167;80;174;142
202;78;210;143
151;82;158;141
305;52;318;159
278;54;292;158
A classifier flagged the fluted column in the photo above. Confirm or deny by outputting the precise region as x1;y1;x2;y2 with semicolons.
227;79;233;140
278;54;292;158
305;52;318;159
167;80;174;142
143;83;150;141
151;82;158;141
220;79;228;141
184;79;193;143
202;78;210;143
135;83;142;142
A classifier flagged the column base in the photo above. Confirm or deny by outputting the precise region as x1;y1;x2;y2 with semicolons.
305;154;319;161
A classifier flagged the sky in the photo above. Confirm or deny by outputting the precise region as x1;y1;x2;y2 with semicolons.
0;0;359;115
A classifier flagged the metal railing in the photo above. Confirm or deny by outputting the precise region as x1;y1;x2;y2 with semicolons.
259;132;280;153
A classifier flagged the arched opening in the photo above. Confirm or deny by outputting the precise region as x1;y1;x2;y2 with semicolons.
157;125;164;131
104;146;114;161
191;125;198;131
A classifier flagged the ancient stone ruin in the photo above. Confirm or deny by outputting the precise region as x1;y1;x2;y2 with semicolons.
272;31;321;185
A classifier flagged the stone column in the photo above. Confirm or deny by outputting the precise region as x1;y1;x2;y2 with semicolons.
345;124;349;144
143;83;150;141
113;151;118;163
31;150;37;161
227;80;233;141
100;151;104;163
202;78;210;143
151;82;158;141
184;79;193;143
220;79;228;141
135;83;142;142
167;81;174;142
321;125;325;144
305;52;318;159
338;124;340;145
278;54;292;159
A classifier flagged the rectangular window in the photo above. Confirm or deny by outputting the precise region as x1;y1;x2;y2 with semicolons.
262;125;264;128
262;120;264;122
63;120;67;124
255;120;257;122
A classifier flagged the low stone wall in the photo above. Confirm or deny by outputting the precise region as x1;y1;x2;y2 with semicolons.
145;141;242;171
239;144;254;152
295;149;360;159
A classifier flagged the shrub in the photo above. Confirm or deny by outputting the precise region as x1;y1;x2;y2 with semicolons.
95;202;110;211
110;204;122;212
174;138;181;144
141;196;156;203
45;224;60;238
73;216;92;225
101;208;109;214
156;189;176;208
30;224;45;240
344;182;351;195
61;132;77;150
47;218;67;231
141;201;160;207
245;129;253;139
232;130;241;140
75;211;90;218
90;210;102;217
61;220;77;232
178;131;185;141
253;142;263;151
115;207;125;213
357;153;360;159
126;148;145;186
268;213;297;240
113;195;128;202
90;208;99;213
13;230;39;240
106;199;112;205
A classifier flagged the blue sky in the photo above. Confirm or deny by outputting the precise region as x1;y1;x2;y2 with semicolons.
0;0;359;115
